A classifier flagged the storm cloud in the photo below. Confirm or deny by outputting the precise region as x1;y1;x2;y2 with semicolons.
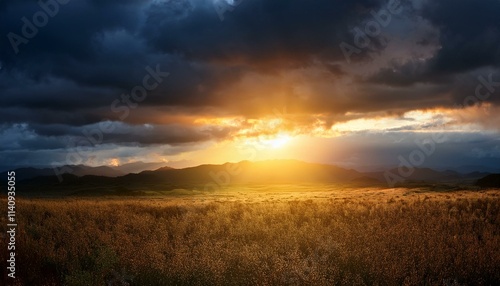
1;0;499;169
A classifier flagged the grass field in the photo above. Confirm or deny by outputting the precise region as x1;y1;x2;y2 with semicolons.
1;186;500;285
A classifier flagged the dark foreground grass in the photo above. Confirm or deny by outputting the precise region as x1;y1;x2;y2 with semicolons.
1;189;500;285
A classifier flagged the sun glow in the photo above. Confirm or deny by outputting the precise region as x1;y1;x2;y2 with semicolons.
243;134;292;150
109;158;120;167
267;134;291;149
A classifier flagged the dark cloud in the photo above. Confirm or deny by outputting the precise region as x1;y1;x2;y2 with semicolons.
0;0;386;127
0;121;238;152
366;59;452;87
1;0;499;168
368;0;500;86
422;0;500;73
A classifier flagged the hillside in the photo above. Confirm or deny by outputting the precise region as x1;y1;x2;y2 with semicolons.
15;160;369;195
119;160;366;186
476;174;500;188
365;168;488;185
11;160;497;196
1;165;124;181
111;161;170;174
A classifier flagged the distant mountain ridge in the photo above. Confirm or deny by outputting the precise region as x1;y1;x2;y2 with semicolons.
119;160;366;186
438;165;500;174
366;168;489;184
1;162;173;182
7;160;499;196
111;161;170;174
476;174;500;188
14;160;372;195
1;165;124;181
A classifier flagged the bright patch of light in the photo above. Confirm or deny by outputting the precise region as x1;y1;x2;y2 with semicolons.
243;134;292;150
109;158;120;167
267;134;291;149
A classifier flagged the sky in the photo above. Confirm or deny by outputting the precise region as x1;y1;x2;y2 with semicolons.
1;0;500;172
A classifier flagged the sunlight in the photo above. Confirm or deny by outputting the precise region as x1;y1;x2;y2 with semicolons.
244;134;292;150
267;134;291;149
109;158;120;167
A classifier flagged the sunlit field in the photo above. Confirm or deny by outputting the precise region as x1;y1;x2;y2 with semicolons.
2;186;500;286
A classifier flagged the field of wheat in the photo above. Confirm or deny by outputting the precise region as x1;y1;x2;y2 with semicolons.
1;187;500;286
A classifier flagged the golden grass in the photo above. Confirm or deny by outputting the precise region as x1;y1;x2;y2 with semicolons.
1;187;499;285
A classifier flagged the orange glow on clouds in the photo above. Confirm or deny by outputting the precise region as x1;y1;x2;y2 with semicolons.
109;158;121;167
242;133;292;150
160;105;500;168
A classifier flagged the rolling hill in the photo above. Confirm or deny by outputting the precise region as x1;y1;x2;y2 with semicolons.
10;160;498;196
111;161;170;174
365;168;488;185
476;174;500;188
1;165;124;181
118;160;367;186
14;160;369;195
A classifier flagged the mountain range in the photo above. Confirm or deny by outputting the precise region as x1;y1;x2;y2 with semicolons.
0;161;171;182
4;160;499;196
1;165;124;181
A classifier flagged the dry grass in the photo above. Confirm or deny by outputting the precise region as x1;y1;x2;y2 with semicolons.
1;187;500;285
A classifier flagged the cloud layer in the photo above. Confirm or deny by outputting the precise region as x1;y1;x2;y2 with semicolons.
1;0;499;169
